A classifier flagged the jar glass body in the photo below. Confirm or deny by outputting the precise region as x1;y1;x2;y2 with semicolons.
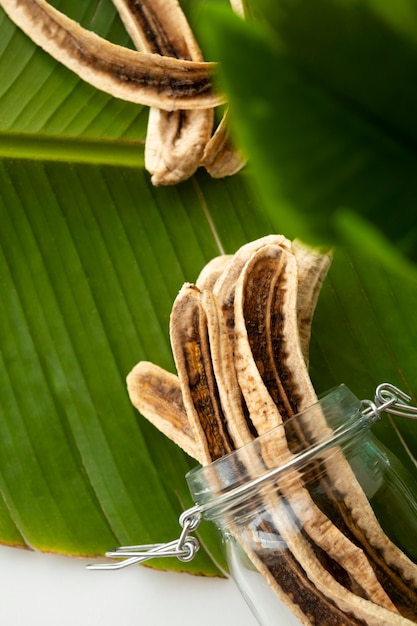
187;385;417;626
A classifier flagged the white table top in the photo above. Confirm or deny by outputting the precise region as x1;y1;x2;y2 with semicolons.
0;544;259;625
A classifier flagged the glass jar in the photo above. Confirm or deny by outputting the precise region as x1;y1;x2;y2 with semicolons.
186;385;417;626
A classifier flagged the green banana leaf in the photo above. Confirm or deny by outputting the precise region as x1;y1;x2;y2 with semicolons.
199;1;417;474
1;0;417;576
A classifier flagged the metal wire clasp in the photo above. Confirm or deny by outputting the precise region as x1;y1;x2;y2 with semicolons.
87;506;202;570
361;382;417;423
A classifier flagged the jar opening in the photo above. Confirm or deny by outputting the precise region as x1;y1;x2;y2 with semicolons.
186;384;368;519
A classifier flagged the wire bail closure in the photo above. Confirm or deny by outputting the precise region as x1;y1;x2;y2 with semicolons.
87;507;202;570
362;382;417;422
87;382;417;572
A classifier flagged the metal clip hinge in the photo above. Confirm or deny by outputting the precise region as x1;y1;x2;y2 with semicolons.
361;382;417;423
87;506;202;571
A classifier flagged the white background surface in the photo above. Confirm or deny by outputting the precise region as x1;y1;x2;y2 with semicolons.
0;544;259;625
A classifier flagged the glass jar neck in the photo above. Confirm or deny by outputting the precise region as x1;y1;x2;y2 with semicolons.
186;385;371;521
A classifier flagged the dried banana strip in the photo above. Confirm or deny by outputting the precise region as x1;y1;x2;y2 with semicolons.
111;0;214;185
111;0;200;57
233;243;302;429
212;235;292;341
144;107;214;184
201;110;248;179
0;0;221;111
196;255;233;291
292;239;332;364
200;289;254;448
126;361;205;464
200;0;248;178
170;284;235;463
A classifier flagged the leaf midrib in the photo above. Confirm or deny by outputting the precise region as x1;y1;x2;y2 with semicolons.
0;132;145;167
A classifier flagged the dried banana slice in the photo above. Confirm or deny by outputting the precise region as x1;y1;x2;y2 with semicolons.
111;0;214;185
126;361;205;463
292;239;332;363
170;283;235;462
0;0;220;111
196;255;233;291
201;111;247;179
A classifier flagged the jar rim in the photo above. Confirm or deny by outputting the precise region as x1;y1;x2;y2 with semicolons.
186;384;369;518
